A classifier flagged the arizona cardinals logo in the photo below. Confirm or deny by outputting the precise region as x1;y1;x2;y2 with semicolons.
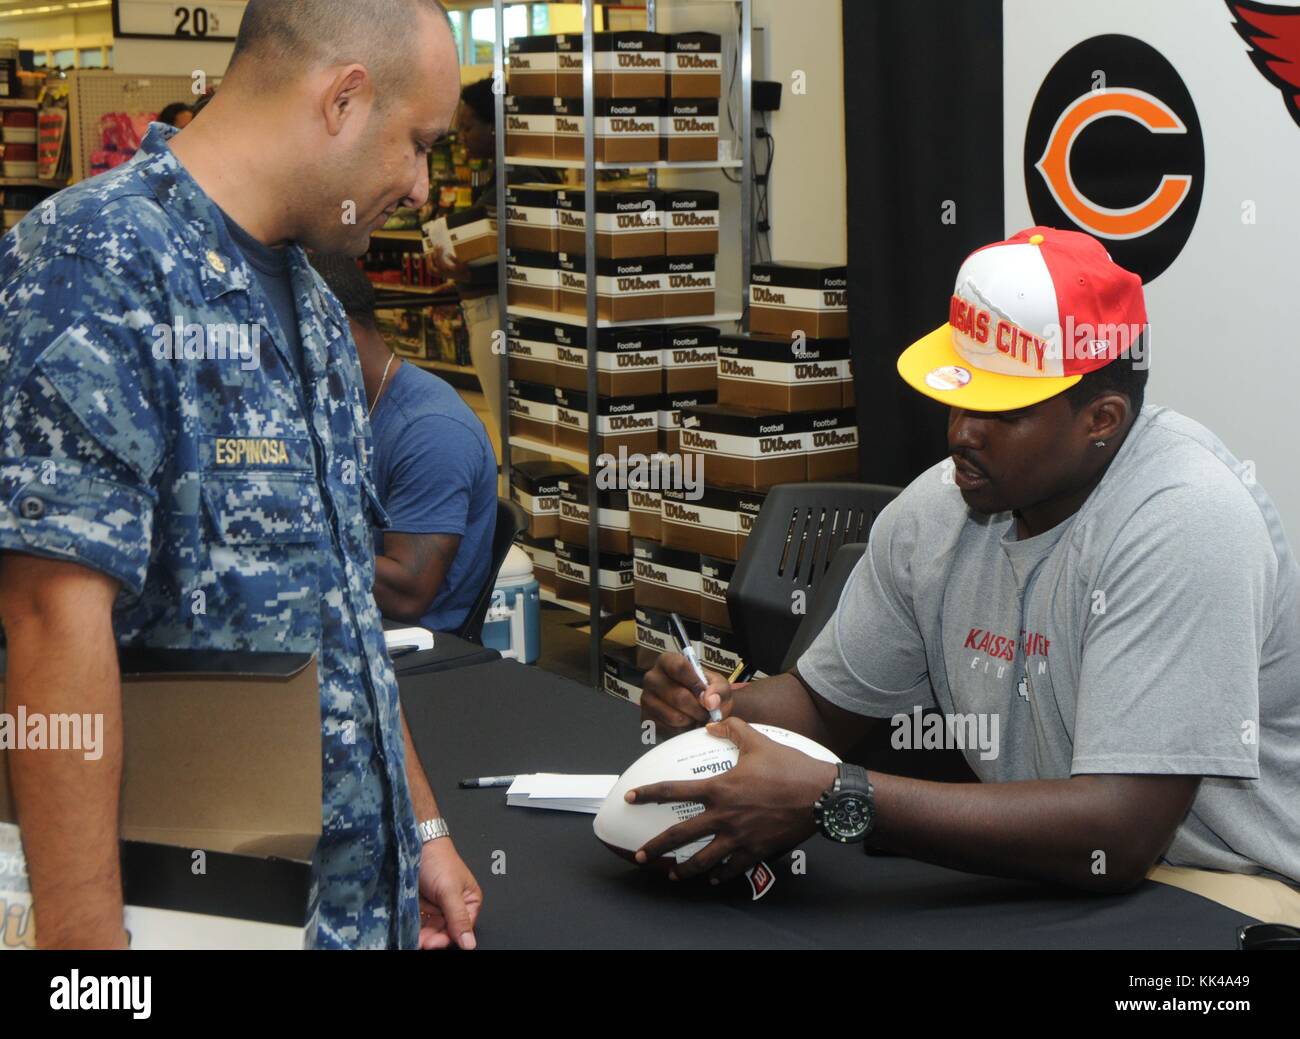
1227;0;1300;127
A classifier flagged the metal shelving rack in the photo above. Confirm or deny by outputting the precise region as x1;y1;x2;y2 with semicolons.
492;0;754;690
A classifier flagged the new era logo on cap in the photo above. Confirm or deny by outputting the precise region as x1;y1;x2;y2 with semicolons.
898;226;1149;412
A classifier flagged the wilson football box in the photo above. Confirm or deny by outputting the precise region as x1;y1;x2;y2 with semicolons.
749;262;849;339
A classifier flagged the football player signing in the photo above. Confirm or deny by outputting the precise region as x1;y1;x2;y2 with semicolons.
637;228;1300;917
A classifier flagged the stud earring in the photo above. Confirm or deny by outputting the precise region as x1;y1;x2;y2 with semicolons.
1095;440;1107;448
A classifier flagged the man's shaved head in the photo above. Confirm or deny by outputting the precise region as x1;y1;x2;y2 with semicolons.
175;0;460;257
230;0;450;97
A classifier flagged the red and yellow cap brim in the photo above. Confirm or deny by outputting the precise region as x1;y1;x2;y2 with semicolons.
896;323;1082;412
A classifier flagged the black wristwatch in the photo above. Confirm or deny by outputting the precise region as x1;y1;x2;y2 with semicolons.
813;763;876;843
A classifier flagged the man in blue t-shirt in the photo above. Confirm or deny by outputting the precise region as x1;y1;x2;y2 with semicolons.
312;255;497;632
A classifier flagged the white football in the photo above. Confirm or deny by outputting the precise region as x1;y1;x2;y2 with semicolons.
593;724;840;867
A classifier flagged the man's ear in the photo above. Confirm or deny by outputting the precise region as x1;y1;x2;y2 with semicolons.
322;65;371;137
1086;392;1129;443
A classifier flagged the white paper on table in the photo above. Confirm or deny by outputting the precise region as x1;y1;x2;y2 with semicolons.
384;627;434;653
506;773;618;814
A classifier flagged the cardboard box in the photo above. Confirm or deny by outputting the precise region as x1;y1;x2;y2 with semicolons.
679;405;806;490
699;623;743;676
602;654;647;705
0;651;320;950
669;32;723;98
553;325;664;396
559;475;632;555
508;315;560;386
596;187;665;258
444;206;498;266
844;356;856;408
659;389;718;454
506;248;559;312
663;99;720;162
805;408;860;480
663;190;720;256
556;252;590;318
594;32;668;98
664;255;716;318
504;96;555;160
663;325;720;394
633;538;701;620
595;99;663;163
509;379;558;444
599;256;668;322
749;262;849;339
628;483;663;542
506;183;563;253
519;532;557;593
556;35;585;96
700;555;736;629
554;187;666;258
554;187;586;255
554;540;634;614
504;248;556;313
508;35;559;96
510;460;577;539
552;98;586;162
635;605;699;671
717;332;850;413
736;488;766;558
660;484;745;560
554;388;659;458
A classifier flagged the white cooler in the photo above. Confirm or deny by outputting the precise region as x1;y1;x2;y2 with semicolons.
481;545;541;664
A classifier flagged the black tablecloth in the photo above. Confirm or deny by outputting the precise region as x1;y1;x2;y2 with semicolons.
399;660;1256;949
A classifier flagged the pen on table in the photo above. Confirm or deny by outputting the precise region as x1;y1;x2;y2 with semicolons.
459;775;517;789
668;612;723;723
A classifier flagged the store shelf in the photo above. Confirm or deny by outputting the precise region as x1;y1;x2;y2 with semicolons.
374;283;452;296
539;587;621;621
0;178;65;188
506;305;743;329
0;99;42;109
508;436;590;466
505;157;742;171
371;229;424;243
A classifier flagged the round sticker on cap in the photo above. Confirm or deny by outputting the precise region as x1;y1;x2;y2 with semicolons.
925;365;972;391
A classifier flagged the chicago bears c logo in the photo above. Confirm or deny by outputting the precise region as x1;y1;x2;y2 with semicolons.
1034;88;1193;240
1024;35;1204;283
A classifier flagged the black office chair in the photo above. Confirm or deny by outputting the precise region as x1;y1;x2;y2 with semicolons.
779;542;868;673
726;482;901;677
455;498;529;645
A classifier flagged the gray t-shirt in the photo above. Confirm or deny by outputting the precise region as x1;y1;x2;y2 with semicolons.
799;405;1300;884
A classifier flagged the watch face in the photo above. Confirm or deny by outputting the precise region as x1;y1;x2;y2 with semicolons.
827;793;872;840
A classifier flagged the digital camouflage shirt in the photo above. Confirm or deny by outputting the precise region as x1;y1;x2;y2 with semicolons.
0;123;421;948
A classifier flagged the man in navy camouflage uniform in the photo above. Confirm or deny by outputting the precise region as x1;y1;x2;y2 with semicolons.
0;0;482;949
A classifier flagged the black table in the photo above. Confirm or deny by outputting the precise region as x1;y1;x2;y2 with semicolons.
399;660;1256;949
